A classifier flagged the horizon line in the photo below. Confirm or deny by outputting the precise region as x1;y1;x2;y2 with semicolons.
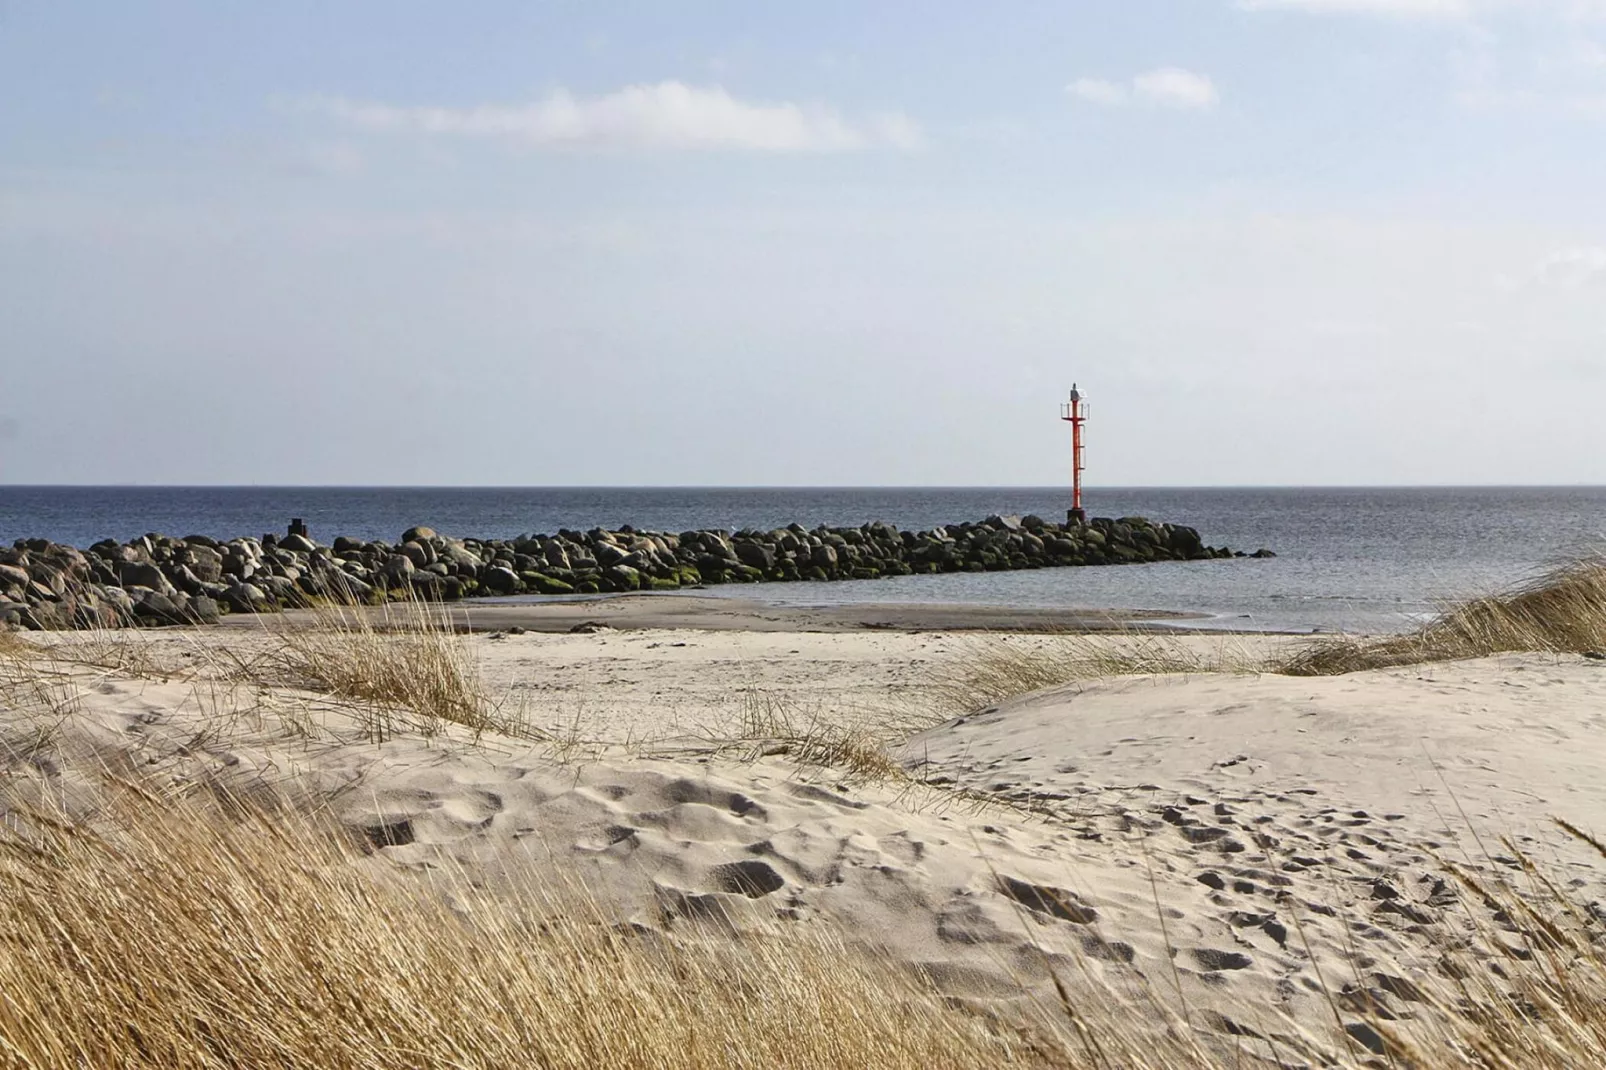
3;482;1606;492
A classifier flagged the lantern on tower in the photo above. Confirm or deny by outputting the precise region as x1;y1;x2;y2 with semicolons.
1059;385;1088;525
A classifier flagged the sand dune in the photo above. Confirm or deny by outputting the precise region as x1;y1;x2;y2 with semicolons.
8;625;1606;1053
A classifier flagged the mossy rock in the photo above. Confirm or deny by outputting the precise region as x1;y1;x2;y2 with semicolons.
676;565;703;586
603;565;643;591
647;576;681;591
733;565;765;583
575;580;600;594
522;572;575;595
850;567;881;580
803;565;830;582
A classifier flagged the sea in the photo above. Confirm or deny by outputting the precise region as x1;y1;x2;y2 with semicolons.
2;486;1604;635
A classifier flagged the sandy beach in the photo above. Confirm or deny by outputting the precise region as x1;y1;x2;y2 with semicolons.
9;597;1606;1062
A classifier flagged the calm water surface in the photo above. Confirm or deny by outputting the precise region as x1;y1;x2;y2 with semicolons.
2;486;1602;634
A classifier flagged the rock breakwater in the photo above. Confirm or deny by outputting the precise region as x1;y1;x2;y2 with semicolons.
0;514;1269;630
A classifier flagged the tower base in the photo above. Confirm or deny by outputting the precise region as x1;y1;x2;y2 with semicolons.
1067;508;1086;526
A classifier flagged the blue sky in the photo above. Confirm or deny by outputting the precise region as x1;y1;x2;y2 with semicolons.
2;1;1604;485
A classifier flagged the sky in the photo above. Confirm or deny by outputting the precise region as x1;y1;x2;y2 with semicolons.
2;0;1604;487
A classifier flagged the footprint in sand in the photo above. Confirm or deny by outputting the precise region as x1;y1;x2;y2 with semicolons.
1190;948;1254;972
995;875;1098;924
707;859;786;898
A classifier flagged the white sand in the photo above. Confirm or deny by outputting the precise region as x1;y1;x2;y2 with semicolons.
8;624;1606;1048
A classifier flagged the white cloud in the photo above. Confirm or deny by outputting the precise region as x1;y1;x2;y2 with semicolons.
1133;67;1221;108
1533;246;1606;286
1067;68;1219;109
300;82;922;153
1066;77;1128;105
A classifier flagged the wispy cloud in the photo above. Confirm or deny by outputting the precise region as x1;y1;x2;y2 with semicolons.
1066;68;1220;109
1134;67;1221;108
297;82;922;153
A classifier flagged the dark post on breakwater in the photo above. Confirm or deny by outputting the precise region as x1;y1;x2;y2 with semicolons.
0;512;1273;631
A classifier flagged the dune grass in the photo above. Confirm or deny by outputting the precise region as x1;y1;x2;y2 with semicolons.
238;600;525;742
8;769;1606;1067
0;783;1045;1070
1280;555;1606;676
934;631;1266;715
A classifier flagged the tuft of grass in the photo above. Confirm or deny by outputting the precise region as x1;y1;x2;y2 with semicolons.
1282;555;1606;677
934;631;1263;715
0;637;82;724
243;600;518;742
728;688;912;783
38;626;186;680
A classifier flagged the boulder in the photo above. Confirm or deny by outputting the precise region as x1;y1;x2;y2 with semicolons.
183;545;225;582
97;585;136;620
735;542;776;571
279;533;317;554
604;565;642;591
382;555;416;581
133;589;187;624
0;563;30;595
118;561;175;596
481;566;521;595
402;526;437;544
223;583;268;614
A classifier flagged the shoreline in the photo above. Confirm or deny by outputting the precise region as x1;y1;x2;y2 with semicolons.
217;591;1289;635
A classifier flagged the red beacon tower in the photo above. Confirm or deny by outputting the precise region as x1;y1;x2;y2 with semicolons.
1059;384;1088;525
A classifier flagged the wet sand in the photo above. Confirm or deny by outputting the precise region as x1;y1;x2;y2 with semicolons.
216;591;1209;634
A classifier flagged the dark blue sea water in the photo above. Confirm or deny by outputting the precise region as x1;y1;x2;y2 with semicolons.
3;486;1604;635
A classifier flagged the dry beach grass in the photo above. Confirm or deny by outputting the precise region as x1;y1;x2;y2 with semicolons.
9;749;1606;1067
1281;553;1606;676
0;786;1037;1070
4;562;1606;1066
